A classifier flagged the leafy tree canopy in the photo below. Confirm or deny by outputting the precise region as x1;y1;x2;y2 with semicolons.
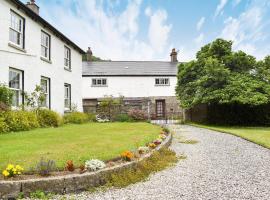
176;38;270;109
82;54;105;61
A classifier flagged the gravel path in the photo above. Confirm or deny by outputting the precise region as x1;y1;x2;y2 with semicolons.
54;125;270;200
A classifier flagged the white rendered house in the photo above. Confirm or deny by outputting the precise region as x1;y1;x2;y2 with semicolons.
82;49;182;119
0;0;84;113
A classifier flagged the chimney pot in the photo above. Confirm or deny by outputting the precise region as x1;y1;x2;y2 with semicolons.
26;0;39;15
170;48;178;62
86;47;93;62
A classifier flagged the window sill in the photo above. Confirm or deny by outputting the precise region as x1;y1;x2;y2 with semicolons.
91;85;108;87
64;67;72;72
8;42;26;53
40;57;52;64
64;109;71;113
155;85;170;87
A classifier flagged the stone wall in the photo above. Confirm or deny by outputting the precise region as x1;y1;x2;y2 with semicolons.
83;96;183;120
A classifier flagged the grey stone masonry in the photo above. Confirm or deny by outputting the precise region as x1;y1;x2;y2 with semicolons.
83;96;183;120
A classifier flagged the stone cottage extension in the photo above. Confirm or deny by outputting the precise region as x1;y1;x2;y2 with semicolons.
82;49;183;120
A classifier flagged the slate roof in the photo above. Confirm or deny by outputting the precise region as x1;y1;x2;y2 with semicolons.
10;0;85;54
82;61;180;76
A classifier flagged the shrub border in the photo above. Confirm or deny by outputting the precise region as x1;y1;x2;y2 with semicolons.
0;133;172;199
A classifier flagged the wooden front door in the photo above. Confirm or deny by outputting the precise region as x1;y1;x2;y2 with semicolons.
156;100;166;119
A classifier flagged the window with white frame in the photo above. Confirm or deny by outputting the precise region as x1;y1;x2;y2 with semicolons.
9;11;25;48
92;78;107;87
41;31;50;60
9;68;23;107
64;46;71;70
40;77;50;108
155;78;170;86
64;83;71;110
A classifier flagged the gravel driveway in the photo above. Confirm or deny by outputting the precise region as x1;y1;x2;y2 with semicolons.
54;125;270;200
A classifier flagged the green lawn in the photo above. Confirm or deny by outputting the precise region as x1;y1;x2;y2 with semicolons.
189;123;270;149
0;122;160;171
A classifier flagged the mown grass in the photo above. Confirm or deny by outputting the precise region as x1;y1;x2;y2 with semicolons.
0;122;160;171
189;123;270;149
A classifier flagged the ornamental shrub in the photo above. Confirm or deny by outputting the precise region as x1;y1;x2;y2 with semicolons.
0;84;13;108
2;164;24;178
65;160;75;172
114;113;133;122
37;109;63;127
35;158;56;176
127;109;147;121
0;117;9;133
0;102;9;112
121;150;134;161
138;146;150;154
85;159;106;171
4;111;39;132
87;113;97;122
63;112;90;124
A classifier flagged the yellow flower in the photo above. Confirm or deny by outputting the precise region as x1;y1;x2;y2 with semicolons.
2;170;10;177
15;165;23;171
148;143;156;148
7;164;14;170
3;164;23;178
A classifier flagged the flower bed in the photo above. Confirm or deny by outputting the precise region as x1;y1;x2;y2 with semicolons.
0;127;172;199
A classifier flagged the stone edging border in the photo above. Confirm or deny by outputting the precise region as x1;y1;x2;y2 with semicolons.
0;133;172;199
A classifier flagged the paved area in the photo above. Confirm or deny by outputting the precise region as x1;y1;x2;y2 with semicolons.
54;125;270;200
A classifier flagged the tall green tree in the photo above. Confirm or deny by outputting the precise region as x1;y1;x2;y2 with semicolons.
176;38;270;109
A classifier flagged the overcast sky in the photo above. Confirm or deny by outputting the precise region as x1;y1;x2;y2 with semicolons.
22;0;270;61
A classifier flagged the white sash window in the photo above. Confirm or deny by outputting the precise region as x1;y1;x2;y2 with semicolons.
9;11;25;48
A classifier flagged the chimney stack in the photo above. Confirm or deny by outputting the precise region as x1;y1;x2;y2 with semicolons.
86;47;93;62
170;48;178;62
26;0;39;15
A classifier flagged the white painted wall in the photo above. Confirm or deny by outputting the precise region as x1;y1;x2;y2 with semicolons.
82;76;177;98
0;0;83;113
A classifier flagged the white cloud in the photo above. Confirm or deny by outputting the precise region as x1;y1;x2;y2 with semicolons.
196;17;205;31
219;2;269;59
38;0;172;61
145;7;152;16
147;10;172;53
215;0;228;17
233;0;241;7
194;33;204;45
